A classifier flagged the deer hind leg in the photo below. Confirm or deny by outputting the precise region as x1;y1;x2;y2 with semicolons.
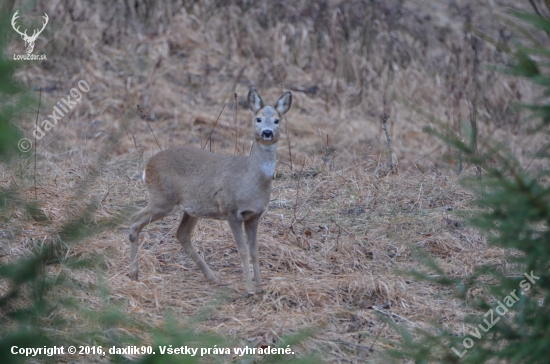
244;217;263;294
176;212;218;283
128;203;175;280
228;217;254;294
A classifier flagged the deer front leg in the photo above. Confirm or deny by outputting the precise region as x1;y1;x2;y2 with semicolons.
228;217;254;294
129;207;156;281
244;217;263;294
177;213;218;283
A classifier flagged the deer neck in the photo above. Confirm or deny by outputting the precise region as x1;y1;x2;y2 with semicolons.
249;141;277;182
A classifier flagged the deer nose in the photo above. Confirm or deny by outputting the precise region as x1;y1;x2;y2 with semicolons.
262;130;273;139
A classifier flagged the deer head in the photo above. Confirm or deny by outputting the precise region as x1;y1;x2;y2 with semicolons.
11;11;48;54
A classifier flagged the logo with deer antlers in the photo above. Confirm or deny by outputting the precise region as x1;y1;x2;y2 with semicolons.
11;10;48;54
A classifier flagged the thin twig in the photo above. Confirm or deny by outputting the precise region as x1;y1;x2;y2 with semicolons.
121;117;140;156
466;96;481;178
381;112;393;170
413;145;442;164
523;144;545;173
289;157;307;233
34;87;42;200
101;191;109;204
367;321;388;355
330;218;360;244
202;102;227;151
280;82;293;170
233;93;239;155
529;0;544;18
137;104;162;151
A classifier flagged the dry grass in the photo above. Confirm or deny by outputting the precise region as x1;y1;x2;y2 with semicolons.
1;0;549;362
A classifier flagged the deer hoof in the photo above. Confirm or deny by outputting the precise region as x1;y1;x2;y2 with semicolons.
129;270;138;281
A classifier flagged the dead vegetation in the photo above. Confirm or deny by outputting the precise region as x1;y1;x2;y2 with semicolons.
1;0;549;362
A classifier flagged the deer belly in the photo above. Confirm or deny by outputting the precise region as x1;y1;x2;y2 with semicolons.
181;198;227;220
182;205;226;220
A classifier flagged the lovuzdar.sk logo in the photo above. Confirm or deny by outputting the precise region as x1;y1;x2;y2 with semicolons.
11;10;48;61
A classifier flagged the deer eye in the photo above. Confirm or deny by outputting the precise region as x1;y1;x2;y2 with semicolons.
274;119;279;124
256;117;262;123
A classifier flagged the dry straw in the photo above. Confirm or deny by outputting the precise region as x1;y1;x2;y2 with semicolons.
0;0;545;362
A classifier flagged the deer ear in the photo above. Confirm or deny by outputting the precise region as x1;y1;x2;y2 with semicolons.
275;91;292;115
248;88;264;113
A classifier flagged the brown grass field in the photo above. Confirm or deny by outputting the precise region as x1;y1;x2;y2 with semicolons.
1;0;549;362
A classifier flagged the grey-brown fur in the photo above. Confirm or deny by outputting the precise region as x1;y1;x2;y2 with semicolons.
129;88;292;294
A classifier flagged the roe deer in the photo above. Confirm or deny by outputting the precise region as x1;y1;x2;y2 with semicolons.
129;88;292;294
